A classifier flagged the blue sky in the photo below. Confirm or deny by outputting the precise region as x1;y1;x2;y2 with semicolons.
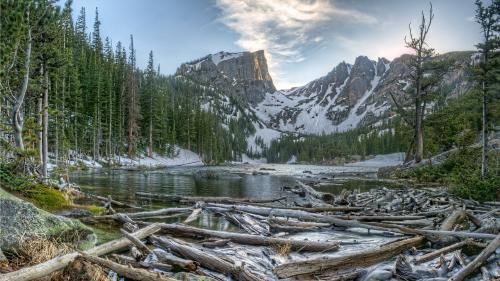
68;0;481;89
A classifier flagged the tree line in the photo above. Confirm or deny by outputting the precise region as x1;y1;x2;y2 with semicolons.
0;0;252;179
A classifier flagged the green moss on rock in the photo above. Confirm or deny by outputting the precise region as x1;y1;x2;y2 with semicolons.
0;187;94;251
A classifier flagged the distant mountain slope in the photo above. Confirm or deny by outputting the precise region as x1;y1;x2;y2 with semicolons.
176;50;475;154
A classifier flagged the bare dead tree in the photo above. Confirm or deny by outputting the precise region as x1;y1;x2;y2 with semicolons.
404;3;435;163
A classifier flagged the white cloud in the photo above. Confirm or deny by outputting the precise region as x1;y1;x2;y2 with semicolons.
215;0;377;88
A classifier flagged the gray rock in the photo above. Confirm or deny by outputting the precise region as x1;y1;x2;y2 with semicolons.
0;188;94;251
176;50;275;105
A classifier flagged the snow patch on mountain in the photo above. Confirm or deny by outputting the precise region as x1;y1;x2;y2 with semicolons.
253;60;389;135
246;123;282;154
211;51;245;65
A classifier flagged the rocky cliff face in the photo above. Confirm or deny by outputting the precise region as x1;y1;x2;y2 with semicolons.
253;51;475;135
176;50;275;105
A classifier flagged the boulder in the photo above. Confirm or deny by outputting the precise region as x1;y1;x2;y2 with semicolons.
0;187;94;251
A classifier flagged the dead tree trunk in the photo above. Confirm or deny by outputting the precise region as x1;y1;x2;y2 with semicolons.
158;223;340;252
79;252;176;281
151;235;262;281
449;233;500;281
273;236;425;278
41;65;49;183
12;24;32;150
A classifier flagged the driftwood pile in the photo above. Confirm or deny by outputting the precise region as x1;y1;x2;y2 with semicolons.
1;181;498;281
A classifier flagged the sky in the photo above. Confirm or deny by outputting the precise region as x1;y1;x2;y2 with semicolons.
67;0;481;89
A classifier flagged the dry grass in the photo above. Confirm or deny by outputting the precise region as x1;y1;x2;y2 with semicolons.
57;257;110;281
12;235;73;267
273;243;292;256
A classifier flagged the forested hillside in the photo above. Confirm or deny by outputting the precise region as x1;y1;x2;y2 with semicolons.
0;0;258;171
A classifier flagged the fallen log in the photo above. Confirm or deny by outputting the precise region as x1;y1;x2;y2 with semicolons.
465;211;482;228
111;254;173;272
158;223;340;252
449;233;500;281
216;210;270;236
365;222;498;240
414;240;472;264
340;215;426;222
287;205;365;212
153;249;197;271
183;208;202;224
136;192;285;205
82;191;142;209
0;224;161;281
120;228;152;255
151;235;262;281
440;209;466;231
79;252;176;281
273;236;425;278
82;207;192;223
296;180;334;202
206;203;402;234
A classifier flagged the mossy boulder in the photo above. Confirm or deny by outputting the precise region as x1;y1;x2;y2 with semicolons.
0;187;94;251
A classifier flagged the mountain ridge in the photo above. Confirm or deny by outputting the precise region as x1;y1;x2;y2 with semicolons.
176;50;475;154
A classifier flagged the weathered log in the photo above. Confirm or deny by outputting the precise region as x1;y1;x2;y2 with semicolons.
153;249;197;271
366;222;498;240
440;209;466;231
287;205;365;212
340;215;426;222
79;252;176;281
216;210;270;236
120;228;152;255
0;224;161;281
296;180;334;202
449;233;500;281
151;236;262;281
269;217;331;233
199;239;230;248
395;255;431;281
269;217;330;228
465;211;482;228
273;236;425;278
183;208;202;224
206;203;401;234
83;191;142;209
83;207;192;223
381;219;433;227
136;192;285;205
111;254;173;272
130;246;144;261
158;223;340;252
414;240;471;264
315;268;365;281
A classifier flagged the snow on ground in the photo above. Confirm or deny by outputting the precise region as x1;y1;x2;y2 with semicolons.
114;147;203;168
48;147;203;171
240;154;267;164
345;152;404;168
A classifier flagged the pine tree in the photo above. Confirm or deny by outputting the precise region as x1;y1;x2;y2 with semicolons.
126;35;139;158
474;0;499;178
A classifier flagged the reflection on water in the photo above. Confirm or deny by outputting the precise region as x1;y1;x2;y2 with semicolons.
70;164;401;207
70;164;405;243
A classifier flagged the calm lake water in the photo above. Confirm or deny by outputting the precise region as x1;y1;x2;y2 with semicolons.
70;163;403;208
70;162;406;247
